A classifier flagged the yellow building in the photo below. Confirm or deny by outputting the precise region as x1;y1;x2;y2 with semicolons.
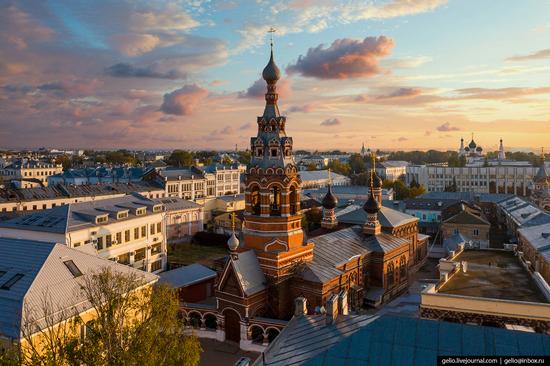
0;237;158;356
1;160;62;188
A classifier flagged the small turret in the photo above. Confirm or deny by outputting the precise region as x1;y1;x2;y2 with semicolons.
367;153;383;203
227;212;240;253
363;170;381;236
321;170;339;229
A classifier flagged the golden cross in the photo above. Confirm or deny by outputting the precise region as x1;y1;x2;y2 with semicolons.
231;211;236;232
268;27;276;46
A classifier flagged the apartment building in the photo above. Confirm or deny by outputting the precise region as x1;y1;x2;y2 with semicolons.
2;160;63;187
518;222;550;286
157;164;241;200
48;166;151;186
150;196;204;243
409;165;539;196
0;195;169;273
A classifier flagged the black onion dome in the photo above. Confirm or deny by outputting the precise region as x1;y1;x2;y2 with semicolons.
476;146;483;152
468;139;477;149
464;147;470;152
322;185;338;209
368;172;382;188
262;48;281;83
363;191;381;214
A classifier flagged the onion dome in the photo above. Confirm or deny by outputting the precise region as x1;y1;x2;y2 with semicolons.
464;147;470;152
227;232;240;252
262;47;280;83
322;185;338;209
363;191;381;214
476;146;483;152
468;140;476;149
368;172;382;188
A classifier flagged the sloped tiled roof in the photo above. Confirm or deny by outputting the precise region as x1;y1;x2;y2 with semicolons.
158;263;216;288
443;205;490;226
362;233;410;254
0;238;157;339
310;227;370;268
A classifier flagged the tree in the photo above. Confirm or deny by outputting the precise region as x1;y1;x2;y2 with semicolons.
306;162;317;171
349;154;366;174
12;267;201;366
237;151;251;165
327;159;350;176
68;267;202;366
168;150;194;167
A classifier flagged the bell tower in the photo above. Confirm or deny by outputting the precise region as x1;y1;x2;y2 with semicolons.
242;36;314;283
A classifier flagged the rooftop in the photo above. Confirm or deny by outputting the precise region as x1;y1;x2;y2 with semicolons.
438;250;547;303
255;314;550;366
158;263;216;288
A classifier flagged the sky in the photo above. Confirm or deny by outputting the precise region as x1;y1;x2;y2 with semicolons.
0;0;549;152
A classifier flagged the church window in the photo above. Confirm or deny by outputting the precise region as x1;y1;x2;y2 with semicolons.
270;186;281;216
289;187;298;214
271;148;278;157
257;148;263;157
250;186;260;215
387;263;395;287
400;256;407;279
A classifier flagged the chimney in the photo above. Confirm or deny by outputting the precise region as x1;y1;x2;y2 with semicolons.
294;297;307;317
338;290;349;316
326;294;339;325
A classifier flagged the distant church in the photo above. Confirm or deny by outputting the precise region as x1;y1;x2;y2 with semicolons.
180;43;428;349
531;150;550;212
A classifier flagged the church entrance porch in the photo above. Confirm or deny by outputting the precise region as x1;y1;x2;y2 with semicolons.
223;308;241;343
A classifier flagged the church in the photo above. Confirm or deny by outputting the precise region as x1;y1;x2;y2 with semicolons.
180;43;428;349
531;150;550;212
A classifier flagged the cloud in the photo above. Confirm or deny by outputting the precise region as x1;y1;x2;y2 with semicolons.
160;84;209;116
239;122;252;130
506;49;550;62
320;118;342;126
0;4;54;50
436;122;460;132
239;78;292;99
424;130;432;136
454;87;550;100
37;79;101;97
105;63;186;79
355;87;424;103
397;137;408;142
285;104;315;113
110;34;161;56
286;36;394;79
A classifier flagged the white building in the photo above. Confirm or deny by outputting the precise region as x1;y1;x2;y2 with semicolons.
2;160;63;188
0;195;169;273
409;165;539;196
375;161;408;182
300;170;351;188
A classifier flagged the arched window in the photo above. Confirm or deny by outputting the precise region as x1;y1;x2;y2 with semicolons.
400;256;407;279
387;263;395;287
270;186;281;216
289;187;297;214
250;186;260;215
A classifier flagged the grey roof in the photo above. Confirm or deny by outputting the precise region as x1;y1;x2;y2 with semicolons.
499;197;550;228
518;223;550;262
362;233;410;254
298;262;343;283
158;264;216;288
378;160;409;168
51;166;151;182
0;194;164;233
299;170;349;182
404;198;457;211
0;238;157;339
231;250;266;296
255;314;550;366
150;196;201;211
0;181;162;203
310;227;370;268
421;192;513;203
443;232;467;252
217;194;245;202
160;168;203;180
443;205;490;226
338;205;418;228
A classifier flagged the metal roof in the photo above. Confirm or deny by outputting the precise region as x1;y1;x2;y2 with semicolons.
518;223;550;262
0;238;157;339
0;194;164;233
255;314;550;366
338;206;417;228
158;263;216;288
231;250;266;296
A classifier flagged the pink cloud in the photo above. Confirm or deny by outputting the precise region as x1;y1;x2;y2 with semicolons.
286;36;394;79
436;122;460;132
320;118;342;126
160;84;209;116
506;49;550;62
240;78;292;99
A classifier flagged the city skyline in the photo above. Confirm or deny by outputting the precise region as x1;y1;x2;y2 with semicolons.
1;0;549;151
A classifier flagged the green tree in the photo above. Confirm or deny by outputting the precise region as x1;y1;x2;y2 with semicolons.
237;151;251;165
306;162;317;171
168;150;194;167
55;155;73;170
327;159;350;176
348;154;366;174
67;267;202;366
